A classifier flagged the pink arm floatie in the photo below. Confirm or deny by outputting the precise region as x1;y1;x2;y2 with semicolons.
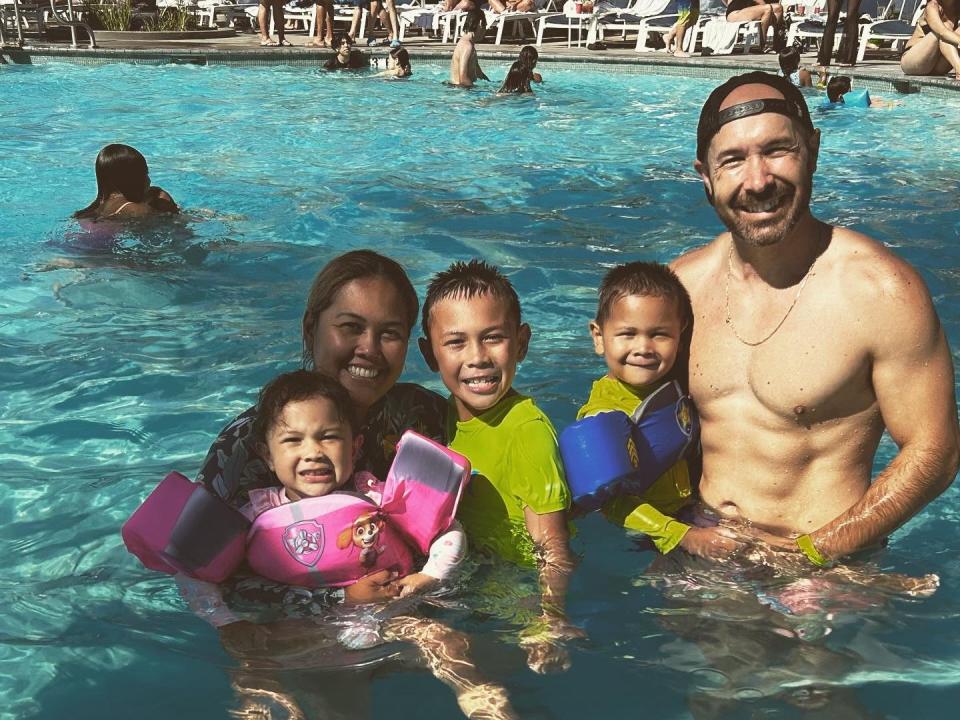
123;431;471;589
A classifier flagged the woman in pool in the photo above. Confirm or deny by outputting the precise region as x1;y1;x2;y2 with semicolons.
374;46;413;78
197;248;447;518
900;0;960;80
73;144;178;221
497;45;541;94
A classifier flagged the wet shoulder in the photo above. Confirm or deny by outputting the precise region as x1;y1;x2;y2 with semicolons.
670;236;726;296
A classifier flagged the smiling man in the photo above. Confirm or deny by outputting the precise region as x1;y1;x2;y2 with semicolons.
671;72;959;567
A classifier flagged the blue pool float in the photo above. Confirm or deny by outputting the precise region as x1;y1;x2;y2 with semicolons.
822;88;871;109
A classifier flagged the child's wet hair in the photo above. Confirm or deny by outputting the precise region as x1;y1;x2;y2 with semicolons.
827;76;852;103
498;60;533;94
595;261;692;329
518;45;538;70
390;46;412;75
252;370;357;450
422;259;522;336
778;47;801;76
74;144;150;218
333;31;353;50
301;249;419;368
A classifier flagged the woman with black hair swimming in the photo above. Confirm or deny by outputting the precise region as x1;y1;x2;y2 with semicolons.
497;45;542;94
73;144;178;221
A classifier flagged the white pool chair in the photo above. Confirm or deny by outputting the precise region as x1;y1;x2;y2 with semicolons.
483;0;555;45
592;0;671;45
856;0;924;63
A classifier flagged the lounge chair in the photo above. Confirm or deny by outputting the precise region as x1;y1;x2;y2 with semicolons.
534;1;596;47
483;0;555;45
592;0;672;46
856;0;924;63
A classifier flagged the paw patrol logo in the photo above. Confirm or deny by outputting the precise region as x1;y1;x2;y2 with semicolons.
626;436;640;468
282;521;325;568
676;398;693;436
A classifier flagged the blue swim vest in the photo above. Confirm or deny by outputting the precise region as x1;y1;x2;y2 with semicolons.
559;380;699;511
822;88;871;109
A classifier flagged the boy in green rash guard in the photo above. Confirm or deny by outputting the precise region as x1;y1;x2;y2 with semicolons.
581;262;738;558
419;259;581;673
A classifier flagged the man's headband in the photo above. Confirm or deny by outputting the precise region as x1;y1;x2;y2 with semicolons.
696;72;815;162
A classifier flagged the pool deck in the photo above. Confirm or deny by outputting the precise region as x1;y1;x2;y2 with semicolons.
4;28;960;96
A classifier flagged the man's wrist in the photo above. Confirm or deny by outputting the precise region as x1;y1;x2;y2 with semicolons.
796;534;831;567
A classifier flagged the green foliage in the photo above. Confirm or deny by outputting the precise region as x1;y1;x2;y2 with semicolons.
88;0;133;31
143;5;198;32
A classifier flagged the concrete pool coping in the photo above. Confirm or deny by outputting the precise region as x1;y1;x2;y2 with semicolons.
3;31;959;98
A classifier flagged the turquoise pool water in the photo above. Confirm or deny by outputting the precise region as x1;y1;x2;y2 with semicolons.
2;60;959;719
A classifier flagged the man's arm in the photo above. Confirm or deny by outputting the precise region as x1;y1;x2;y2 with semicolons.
811;259;960;560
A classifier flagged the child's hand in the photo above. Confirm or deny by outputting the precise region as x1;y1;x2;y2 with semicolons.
396;572;439;598
678;525;745;559
519;614;585;674
344;569;401;605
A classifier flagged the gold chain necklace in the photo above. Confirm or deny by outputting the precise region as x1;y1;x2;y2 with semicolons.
724;230;824;347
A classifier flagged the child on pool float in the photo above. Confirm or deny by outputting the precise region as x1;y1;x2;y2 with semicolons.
418;259;582;673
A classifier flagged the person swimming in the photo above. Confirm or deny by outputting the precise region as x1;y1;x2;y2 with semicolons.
73;144;178;221
497;46;541;94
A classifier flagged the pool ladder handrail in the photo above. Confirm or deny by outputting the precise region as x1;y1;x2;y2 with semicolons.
1;0;96;48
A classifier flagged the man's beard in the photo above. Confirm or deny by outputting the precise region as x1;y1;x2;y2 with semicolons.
716;179;811;247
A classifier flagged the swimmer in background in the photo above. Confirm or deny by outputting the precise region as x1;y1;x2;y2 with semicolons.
450;8;490;88
662;0;699;58
374;46;413;78
577;262;739;557
497;45;542;94
778;47;813;87
181;370;518;720
323;32;369;70
825;76;897;108
73;144;178;222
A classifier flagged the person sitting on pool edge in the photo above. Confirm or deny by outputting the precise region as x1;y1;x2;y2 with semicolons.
449;8;489;88
418;259;581;674
323;32;368;71
900;0;960;81
73;144;178;222
575;261;742;557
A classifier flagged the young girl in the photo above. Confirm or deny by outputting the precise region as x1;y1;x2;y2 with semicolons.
497;45;541;94
73;144;178;221
244;369;465;601
375;46;413;78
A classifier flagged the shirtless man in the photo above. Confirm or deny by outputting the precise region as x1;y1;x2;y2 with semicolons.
900;0;960;80
449;8;489;88
671;72;960;568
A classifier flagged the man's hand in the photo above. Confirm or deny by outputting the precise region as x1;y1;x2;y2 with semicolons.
344;569;401;605
519;614;586;675
677;525;746;559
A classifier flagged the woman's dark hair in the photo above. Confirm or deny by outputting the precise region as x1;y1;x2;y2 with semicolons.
778;47;801;76
497;61;533;94
518;45;538;71
252;370;357;451
390;46;412;76
827;76;852;103
73;144;150;219
301;250;419;368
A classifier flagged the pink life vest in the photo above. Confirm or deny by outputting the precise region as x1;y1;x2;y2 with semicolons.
122;430;471;588
246;431;471;587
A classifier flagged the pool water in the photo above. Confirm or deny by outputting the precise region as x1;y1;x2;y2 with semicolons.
2;60;959;719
